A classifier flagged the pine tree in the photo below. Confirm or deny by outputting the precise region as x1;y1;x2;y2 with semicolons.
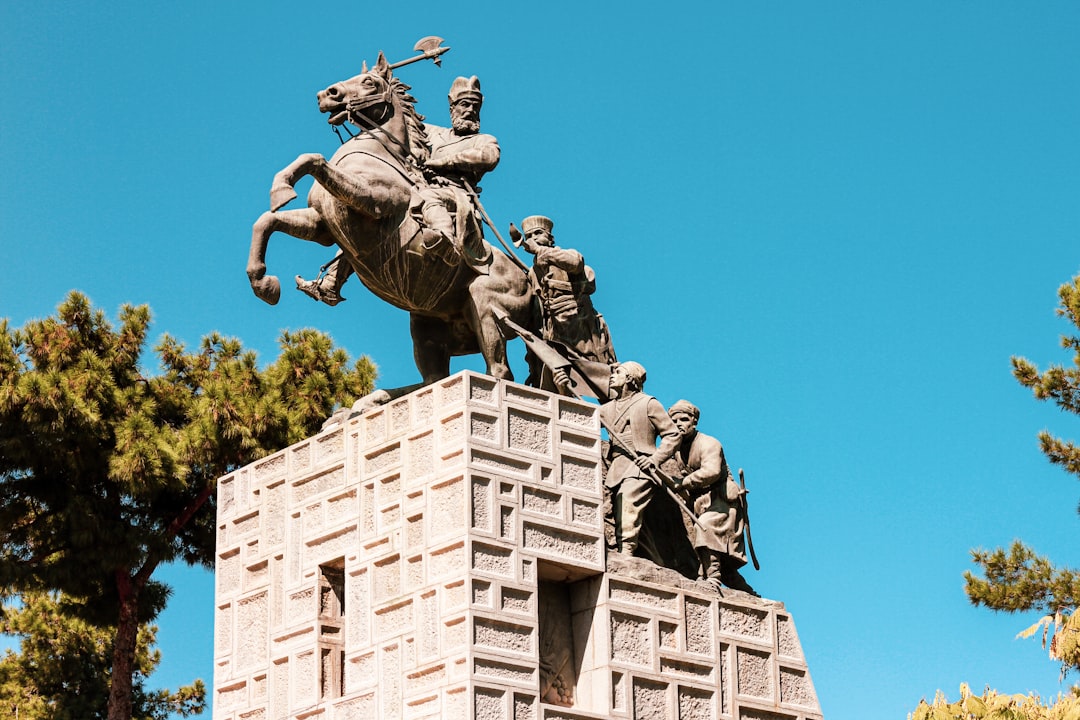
966;274;1080;682
0;591;204;720
910;274;1080;718
0;292;376;720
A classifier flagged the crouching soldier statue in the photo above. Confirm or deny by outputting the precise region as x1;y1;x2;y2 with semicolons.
667;399;758;596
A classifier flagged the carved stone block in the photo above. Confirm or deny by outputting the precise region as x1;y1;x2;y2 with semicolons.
212;372;821;720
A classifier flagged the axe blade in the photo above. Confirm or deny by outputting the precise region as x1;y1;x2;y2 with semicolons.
413;35;445;54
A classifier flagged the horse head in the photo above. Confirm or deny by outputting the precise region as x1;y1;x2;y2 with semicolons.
317;53;428;165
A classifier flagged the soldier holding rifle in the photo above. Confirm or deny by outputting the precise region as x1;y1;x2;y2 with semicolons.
599;362;681;561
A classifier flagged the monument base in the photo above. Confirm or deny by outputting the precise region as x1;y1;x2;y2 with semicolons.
212;372;822;720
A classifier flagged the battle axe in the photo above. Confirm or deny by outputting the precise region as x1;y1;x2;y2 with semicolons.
389;36;451;70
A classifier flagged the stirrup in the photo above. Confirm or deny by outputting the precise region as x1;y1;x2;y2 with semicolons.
295;275;345;306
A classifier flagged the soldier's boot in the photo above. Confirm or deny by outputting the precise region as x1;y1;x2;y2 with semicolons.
615;534;638;558
295;275;345;306
408;204;457;265
698;550;724;593
406;228;456;265
719;560;759;597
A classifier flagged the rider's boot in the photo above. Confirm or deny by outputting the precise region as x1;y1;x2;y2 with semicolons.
295;275;345;306
407;227;456;266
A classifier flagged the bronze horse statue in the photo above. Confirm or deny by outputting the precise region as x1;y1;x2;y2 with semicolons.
247;54;535;406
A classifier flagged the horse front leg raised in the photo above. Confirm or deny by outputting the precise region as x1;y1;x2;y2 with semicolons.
247;207;333;305
270;153;326;211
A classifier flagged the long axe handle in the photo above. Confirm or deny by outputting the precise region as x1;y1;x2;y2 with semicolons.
389;36;451;70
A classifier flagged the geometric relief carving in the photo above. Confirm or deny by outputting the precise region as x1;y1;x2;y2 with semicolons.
218;549;241;594
469;375;497;404
429;542;465;579
237;592;269;668
474;687;505;719
557;400;595;428
474;617;534;656
780;667;817;708
522;486;562;517
678;686;716;720
472;542;514;577
407;432;434;477
633;678;670;719
472;449;532;477
659;657;714;682
720;604;770;641
609;581;678;612
505;384;549;409
521;522;600;565
471;412;499;442
610;611;652;666
508;407;550;455
777;615;804;659
365;443;401;475
430;476;465;536
474;657;535;684
736;647;774;700
685;598;715;656
472;477;492;531
558;455;599;491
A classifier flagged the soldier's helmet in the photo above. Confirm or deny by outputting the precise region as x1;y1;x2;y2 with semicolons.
448;76;483;105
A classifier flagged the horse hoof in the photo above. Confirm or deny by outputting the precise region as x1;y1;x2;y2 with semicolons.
351;390;392;414
252;275;281;305
270;186;297;212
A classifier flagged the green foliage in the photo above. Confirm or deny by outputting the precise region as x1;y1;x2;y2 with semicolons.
0;292;377;719
960;273;1080;686
908;684;1080;720
965;542;1080;616
0;592;205;720
1011;273;1080;510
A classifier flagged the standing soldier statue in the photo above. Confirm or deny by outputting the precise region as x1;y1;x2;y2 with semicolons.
511;215;616;393
599;362;681;562
667;399;759;596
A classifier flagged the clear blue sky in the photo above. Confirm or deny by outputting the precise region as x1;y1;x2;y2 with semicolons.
2;2;1079;718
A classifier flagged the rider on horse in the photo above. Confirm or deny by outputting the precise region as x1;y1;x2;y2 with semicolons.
297;75;500;306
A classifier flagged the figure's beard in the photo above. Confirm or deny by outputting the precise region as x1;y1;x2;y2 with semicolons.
451;115;480;135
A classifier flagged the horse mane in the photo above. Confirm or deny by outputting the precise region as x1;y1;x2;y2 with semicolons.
388;77;430;168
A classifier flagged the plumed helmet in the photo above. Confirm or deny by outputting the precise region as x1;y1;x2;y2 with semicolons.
520;215;553;235
618;361;647;388
448;76;483;105
668;399;700;420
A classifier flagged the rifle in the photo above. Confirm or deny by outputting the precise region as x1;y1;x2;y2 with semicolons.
493;309;706;532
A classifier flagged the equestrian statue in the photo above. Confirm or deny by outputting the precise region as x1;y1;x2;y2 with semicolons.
246;44;536;408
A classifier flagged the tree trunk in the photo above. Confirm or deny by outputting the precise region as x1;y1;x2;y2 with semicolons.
107;572;139;720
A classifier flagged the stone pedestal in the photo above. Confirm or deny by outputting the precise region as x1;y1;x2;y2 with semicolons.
212;371;823;720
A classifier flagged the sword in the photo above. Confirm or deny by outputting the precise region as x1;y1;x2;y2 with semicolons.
738;468;760;571
461;179;530;275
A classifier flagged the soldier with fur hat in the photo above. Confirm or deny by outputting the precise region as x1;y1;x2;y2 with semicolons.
667;399;758;595
514;215;616;393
